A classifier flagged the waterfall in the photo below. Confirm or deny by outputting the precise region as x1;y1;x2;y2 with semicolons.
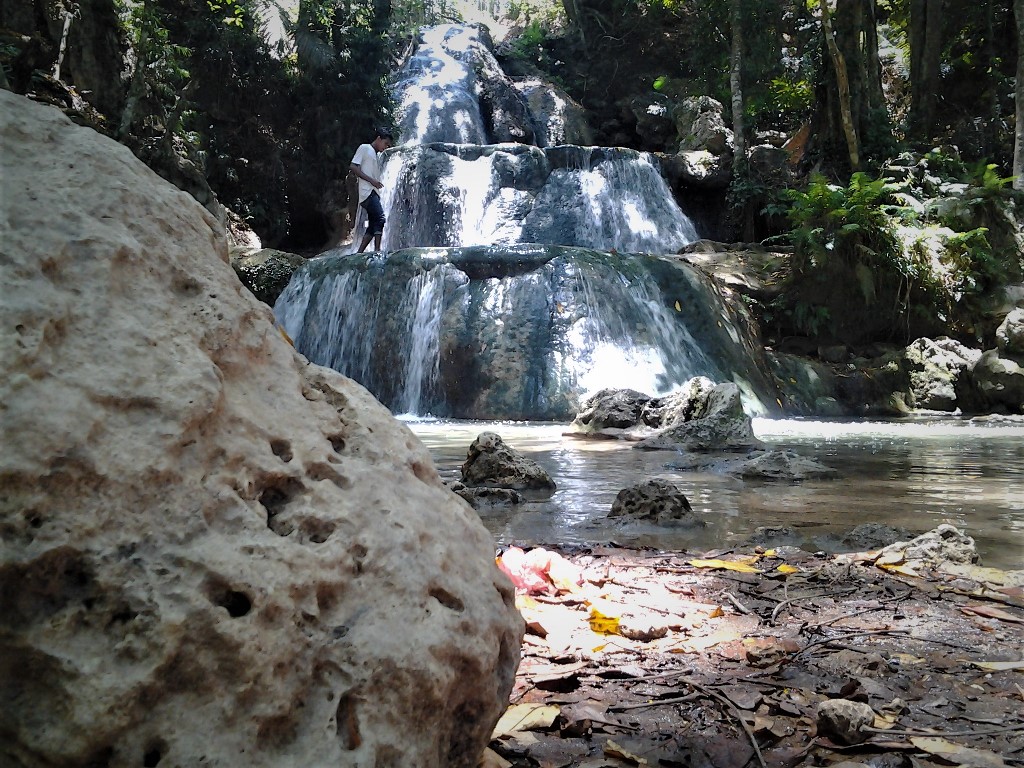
276;246;774;420
286;24;776;418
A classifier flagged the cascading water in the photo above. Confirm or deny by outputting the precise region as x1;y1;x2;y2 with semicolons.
279;23;778;418
276;245;775;419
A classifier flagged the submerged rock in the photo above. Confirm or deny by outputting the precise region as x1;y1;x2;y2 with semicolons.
0;91;522;768
735;450;837;481
461;432;556;496
608;479;702;526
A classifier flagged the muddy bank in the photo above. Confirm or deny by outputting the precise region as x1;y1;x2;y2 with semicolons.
485;543;1024;768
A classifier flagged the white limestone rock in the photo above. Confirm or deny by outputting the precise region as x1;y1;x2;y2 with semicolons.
0;91;522;768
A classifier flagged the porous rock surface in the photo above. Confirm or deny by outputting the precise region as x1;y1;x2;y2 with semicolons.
608;479;702;526
461;432;556;496
0;91;522;768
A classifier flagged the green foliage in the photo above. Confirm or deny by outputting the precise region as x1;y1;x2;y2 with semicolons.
777;153;1017;342
785;172;904;279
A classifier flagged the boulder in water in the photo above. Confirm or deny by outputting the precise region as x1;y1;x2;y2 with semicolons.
608;479;702;526
0;91;521;768
635;381;763;452
736;450;837;481
461;432;556;496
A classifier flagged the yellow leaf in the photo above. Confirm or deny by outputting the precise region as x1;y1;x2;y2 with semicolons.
674;300;681;311
890;652;926;666
776;564;801;574
689;558;762;574
709;605;725;618
972;660;1024;672
909;737;1006;768
492;704;560;738
877;562;920;577
604;739;649;765
589;607;621;635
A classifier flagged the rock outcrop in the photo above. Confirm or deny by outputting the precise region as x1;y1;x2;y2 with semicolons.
608;479;702;526
230;247;307;307
461;432;556;497
0;91;522;768
568;378;763;453
956;310;1024;414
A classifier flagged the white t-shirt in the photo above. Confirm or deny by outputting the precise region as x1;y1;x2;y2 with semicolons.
351;143;381;203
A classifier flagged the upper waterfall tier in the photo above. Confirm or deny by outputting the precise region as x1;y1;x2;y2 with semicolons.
373;143;699;252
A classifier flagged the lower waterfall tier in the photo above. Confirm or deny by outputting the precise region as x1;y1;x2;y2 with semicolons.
276;244;779;420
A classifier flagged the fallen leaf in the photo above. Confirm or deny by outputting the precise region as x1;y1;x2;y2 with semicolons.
909;737;1006;768
689;557;762;574
588;605;621;635
492;703;560;738
971;659;1024;672
478;747;512;768
604;738;649;765
961;604;1024;624
878;562;921;577
776;564;801;574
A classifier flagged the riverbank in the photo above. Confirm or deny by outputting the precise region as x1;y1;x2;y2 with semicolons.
484;540;1024;768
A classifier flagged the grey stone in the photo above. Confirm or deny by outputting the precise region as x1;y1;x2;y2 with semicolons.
608;479;701;525
231;247;306;306
635;382;763;452
673;96;733;155
903;337;981;411
0;91;522;768
817;699;875;744
570;388;651;433
996;308;1024;357
461;432;556;496
736;450;837;481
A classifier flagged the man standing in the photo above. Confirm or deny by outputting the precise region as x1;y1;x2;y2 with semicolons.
350;129;394;253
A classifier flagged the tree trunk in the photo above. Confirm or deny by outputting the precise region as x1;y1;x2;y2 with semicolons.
820;0;859;170
1015;0;1024;190
730;0;745;167
910;0;944;136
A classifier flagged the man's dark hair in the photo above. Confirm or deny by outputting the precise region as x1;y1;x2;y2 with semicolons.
376;128;394;141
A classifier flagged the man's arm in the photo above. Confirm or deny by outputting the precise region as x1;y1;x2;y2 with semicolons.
350;163;383;189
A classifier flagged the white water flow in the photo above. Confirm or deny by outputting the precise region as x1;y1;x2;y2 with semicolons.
563;257;723;399
400;270;446;414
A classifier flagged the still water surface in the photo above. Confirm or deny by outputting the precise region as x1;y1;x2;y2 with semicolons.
406;416;1024;570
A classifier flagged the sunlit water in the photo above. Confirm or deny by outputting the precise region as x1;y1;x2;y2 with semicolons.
405;416;1024;570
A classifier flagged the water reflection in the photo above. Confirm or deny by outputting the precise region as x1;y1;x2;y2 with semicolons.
406;416;1024;570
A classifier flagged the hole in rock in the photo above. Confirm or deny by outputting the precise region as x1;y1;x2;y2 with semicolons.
428;586;465;613
269;439;293;463
218;590;252;618
335;691;361;750
142;742;165;767
305;520;337;544
326;434;346;453
307;462;351;490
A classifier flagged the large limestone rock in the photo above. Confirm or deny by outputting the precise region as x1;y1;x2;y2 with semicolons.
0;91;522;768
903;337;981;411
